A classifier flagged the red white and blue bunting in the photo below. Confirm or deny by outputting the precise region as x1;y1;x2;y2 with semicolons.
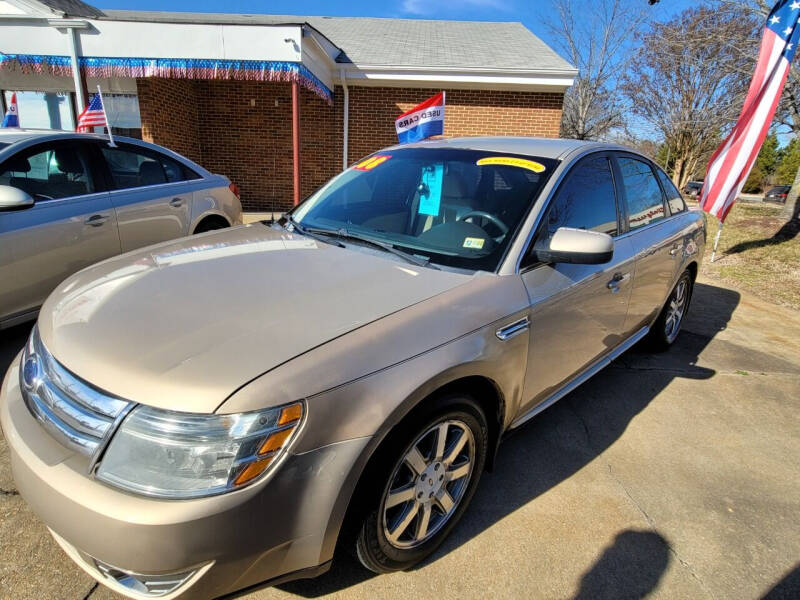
0;54;332;102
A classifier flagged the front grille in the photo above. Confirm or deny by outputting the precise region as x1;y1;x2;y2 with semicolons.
20;327;133;465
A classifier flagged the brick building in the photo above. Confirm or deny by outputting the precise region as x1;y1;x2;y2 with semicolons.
0;0;576;212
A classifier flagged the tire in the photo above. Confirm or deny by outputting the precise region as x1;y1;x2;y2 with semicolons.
193;217;228;234
355;395;488;573
647;269;694;351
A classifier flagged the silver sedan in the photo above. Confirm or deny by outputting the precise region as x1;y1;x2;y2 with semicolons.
0;130;242;329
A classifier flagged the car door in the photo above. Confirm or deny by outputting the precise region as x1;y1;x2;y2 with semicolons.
0;140;120;323
518;153;636;415
613;154;684;334
98;142;192;251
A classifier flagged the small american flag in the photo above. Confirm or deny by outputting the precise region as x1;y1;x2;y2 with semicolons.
76;93;107;132
700;0;800;222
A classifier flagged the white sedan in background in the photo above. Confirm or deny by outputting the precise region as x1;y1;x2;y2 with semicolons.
0;130;242;329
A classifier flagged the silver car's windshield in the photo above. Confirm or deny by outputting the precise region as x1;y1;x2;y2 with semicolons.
291;148;557;271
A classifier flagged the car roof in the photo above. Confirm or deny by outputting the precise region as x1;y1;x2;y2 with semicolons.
383;137;623;160
0;129;212;177
0;129;123;145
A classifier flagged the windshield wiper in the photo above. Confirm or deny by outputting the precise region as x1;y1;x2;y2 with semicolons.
324;228;439;270
284;216;345;248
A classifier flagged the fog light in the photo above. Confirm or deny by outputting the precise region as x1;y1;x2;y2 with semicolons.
93;559;201;598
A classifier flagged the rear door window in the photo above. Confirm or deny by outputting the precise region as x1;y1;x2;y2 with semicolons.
0;143;95;201
617;157;666;230
656;169;687;215
100;144;199;189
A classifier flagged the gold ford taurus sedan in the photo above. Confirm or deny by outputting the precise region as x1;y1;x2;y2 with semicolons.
0;137;705;599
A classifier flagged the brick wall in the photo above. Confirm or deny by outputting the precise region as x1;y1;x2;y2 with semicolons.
137;78;563;212
344;86;564;164
137;79;202;164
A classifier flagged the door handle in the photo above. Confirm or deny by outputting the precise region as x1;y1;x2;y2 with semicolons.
669;244;680;257
169;198;184;208
84;214;109;227
607;272;630;292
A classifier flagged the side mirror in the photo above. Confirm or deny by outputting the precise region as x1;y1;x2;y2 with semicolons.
0;185;34;211
534;227;614;265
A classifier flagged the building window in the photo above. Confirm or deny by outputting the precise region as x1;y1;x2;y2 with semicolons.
102;94;142;139
1;91;142;139
2;91;75;130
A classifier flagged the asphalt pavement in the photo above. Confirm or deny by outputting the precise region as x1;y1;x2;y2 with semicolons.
1;275;798;600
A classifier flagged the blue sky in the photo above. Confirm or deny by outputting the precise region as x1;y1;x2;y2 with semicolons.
97;0;700;64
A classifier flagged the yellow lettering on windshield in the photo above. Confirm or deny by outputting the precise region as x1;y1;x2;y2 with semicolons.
476;156;546;173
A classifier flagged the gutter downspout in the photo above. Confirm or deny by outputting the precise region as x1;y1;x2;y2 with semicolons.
340;67;349;170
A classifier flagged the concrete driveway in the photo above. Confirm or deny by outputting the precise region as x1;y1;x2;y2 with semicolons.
1;275;798;600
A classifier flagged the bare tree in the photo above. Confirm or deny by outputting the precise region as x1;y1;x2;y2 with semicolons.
622;7;758;190
548;0;647;140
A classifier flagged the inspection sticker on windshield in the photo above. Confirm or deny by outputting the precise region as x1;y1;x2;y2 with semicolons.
354;155;392;171
476;156;546;173
463;237;485;250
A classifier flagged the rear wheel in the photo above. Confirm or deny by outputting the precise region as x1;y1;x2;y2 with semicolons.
648;269;693;350
355;395;488;573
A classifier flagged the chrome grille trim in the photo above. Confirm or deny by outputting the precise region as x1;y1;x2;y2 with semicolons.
20;326;134;466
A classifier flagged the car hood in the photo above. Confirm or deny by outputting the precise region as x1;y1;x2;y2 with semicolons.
37;224;472;413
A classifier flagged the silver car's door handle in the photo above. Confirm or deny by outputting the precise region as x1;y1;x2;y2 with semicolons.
169;198;184;207
84;214;109;227
607;272;631;293
496;316;530;341
669;244;680;256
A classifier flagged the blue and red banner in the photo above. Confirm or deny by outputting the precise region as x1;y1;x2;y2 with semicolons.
395;92;445;144
2;92;19;128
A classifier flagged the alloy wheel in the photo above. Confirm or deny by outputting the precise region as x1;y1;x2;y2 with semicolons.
664;277;688;343
381;419;475;549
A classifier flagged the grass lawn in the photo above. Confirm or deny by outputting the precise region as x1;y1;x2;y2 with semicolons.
694;201;800;310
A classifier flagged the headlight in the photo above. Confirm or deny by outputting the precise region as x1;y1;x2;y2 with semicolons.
96;401;303;499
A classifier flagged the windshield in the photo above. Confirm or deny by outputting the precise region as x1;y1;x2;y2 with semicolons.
292;148;557;271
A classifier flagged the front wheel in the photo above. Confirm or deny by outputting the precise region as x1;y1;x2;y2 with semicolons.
355;396;488;573
648;269;694;350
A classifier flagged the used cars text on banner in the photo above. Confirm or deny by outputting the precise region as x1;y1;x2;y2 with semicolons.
395;92;445;144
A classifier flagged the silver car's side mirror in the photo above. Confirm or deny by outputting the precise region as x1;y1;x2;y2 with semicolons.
0;185;35;211
534;227;614;265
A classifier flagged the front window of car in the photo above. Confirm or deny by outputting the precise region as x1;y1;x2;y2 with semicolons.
0;143;95;200
291;149;557;271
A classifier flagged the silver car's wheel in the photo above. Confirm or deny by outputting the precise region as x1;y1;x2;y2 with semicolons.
381;420;475;549
354;396;487;574
648;269;694;351
664;277;688;344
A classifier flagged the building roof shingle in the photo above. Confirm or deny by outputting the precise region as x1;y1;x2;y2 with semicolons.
34;0;104;18
101;10;575;73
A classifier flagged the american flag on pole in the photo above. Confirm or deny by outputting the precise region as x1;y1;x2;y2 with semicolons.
76;93;107;132
700;0;800;222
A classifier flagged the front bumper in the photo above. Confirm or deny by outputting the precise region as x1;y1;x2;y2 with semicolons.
0;355;370;599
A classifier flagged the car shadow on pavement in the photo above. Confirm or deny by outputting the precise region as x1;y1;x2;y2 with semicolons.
279;282;741;598
761;563;800;599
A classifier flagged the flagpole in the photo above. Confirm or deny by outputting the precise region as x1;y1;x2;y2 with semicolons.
96;85;116;147
710;221;724;263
